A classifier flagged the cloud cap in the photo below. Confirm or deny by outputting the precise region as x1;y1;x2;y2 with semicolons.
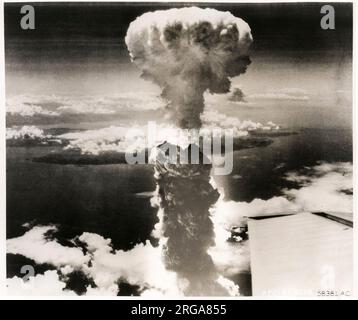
125;7;253;128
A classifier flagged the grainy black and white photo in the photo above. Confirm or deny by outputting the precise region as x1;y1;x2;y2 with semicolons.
4;1;353;297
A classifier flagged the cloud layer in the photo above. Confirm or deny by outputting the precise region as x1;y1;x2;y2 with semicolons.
208;162;352;279
6;126;65;146
7;162;352;296
23;111;279;155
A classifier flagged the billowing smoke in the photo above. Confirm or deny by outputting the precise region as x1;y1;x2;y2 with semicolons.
125;7;252;128
126;7;252;296
151;145;229;295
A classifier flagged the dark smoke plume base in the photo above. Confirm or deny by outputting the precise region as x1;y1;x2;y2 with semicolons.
153;144;229;295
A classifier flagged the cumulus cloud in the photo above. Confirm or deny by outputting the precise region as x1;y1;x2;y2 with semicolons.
202;110;280;132
284;162;353;213
7;226;89;268
7;162;351;296
213;196;300;224
7;126;49;141
7;226;182;296
7;270;76;296
7;268;117;296
209;193;298;278
209;162;352;278
78;233;181;296
126;6;252;128
6;126;66;146
209;204;251;277
59;125;143;155
212;161;352;226
7;223;240;296
58;124;204;155
56;110;280;156
6;120;271;156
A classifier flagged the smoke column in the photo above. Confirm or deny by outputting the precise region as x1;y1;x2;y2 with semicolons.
126;7;252;295
125;7;252;129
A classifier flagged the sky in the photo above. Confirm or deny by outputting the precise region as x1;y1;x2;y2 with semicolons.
4;2;353;128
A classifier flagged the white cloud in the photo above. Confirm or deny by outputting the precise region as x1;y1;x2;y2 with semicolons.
7;225;240;297
6;93;165;118
214;196;300;224
249;93;309;101
58;111;280;155
7;226;89;268
209;194;298;277
284;162;353;213
7;162;351;296
56;93;165;114
249;88;310;101
6;96;60;117
202;110;280;132
217;276;240;296
6;126;65;146
84;285;119;296
78;232;181;296
211;162;352;227
7;227;182;297
7;270;76;296
80;233;180;295
6;126;49;140
59;125;147;155
7;269;118;296
209;162;352;278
